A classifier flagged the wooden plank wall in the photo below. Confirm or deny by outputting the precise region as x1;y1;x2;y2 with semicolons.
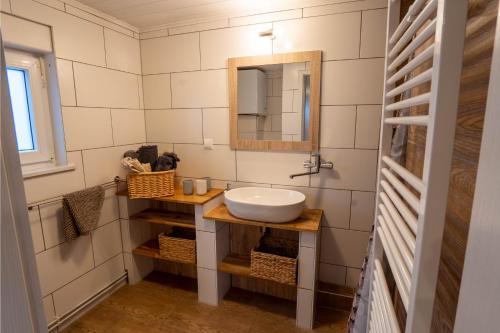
400;0;498;332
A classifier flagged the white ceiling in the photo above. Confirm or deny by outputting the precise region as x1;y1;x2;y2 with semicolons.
77;0;343;30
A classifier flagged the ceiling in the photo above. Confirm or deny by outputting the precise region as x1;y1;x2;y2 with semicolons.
77;0;338;30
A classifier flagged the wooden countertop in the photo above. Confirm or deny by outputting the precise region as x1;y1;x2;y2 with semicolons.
204;204;322;232
116;187;224;205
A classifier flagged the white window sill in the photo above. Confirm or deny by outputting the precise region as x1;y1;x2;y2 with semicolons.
22;163;76;179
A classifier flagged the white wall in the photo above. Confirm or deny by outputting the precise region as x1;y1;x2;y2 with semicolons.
142;0;387;287
2;0;144;327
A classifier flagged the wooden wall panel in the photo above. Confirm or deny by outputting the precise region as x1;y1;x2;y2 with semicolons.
401;0;498;332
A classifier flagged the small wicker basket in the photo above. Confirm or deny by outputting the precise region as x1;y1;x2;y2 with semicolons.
127;170;175;199
158;227;196;264
250;234;298;285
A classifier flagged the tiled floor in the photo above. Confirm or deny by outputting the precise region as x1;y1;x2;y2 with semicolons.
63;272;349;333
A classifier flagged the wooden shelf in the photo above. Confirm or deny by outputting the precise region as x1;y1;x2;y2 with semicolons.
218;254;251;276
117;187;224;205
130;208;195;229
132;239;196;266
218;254;297;286
204;204;322;232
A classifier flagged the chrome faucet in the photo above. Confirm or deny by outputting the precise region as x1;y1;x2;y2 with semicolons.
289;152;333;179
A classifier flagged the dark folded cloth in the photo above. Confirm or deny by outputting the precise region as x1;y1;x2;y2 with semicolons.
137;145;158;169
155;152;180;171
63;186;105;241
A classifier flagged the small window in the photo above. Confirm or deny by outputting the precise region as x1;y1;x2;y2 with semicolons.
6;49;55;167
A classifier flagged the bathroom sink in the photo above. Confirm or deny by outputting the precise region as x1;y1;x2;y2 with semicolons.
224;187;306;223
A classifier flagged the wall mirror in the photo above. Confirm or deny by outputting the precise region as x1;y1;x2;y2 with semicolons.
228;51;321;152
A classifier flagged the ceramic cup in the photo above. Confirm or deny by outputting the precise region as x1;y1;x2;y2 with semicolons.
183;179;193;195
195;179;208;195
202;177;211;191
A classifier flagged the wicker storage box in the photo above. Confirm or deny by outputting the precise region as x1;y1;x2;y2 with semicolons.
158;227;196;264
250;234;298;285
127;170;175;199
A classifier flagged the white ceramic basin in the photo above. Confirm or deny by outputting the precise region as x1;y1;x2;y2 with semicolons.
224;187;306;223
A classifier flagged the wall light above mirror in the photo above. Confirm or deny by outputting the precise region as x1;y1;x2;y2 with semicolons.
228;51;321;152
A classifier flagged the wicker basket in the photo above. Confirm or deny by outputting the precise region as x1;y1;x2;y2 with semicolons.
158;227;196;264
127;170;175;199
250;234;298;285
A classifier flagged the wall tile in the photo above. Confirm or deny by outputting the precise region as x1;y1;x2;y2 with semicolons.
308;188;351;228
346;267;362;288
319;263;346;285
91;220;122;266
39;201;65;249
82;144;141;187
169;19;228;35
320;106;356;148
36;235;94;296
311;148;378;191
236;151;310;186
52;254;124;316
111;109;146;145
355;105;381;149
62;107;113;151
146;109;203;144
24;151;86;203
322;58;384;105
360;9;387;58
29;206;45;254
230;9;302;27
64;4;135;37
97;188;120;227
200;23;272;69
320;228;370;267
11;0;106;66
104;28;141;74
203;108;230;145
73;63;140;109
171;69;228;108
274;12;360;61
303;0;387;17
139;29;168;39
174;144;236;181
42;295;56;325
141;33;200;74
143;74;171;109
56;59;76;106
350;191;375;231
2;12;52;51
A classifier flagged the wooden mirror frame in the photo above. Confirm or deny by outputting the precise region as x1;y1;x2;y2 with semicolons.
228;51;322;152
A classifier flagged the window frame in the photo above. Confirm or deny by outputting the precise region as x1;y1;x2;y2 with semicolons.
5;49;55;167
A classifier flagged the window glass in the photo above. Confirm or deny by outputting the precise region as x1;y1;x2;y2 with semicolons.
6;67;36;151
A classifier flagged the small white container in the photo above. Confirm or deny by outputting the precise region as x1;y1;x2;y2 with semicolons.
195;179;207;195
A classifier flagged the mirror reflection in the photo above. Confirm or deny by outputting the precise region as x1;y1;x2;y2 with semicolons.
237;62;311;142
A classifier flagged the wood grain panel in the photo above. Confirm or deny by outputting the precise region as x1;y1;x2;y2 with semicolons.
400;0;498;332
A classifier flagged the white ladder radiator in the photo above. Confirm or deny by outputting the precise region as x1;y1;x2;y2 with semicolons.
368;0;468;332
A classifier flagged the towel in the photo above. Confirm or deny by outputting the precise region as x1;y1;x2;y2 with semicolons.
137;145;158;169
63;186;105;241
155;152;180;171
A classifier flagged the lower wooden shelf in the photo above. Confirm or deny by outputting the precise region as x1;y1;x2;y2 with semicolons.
132;239;197;266
130;208;195;229
218;254;251;276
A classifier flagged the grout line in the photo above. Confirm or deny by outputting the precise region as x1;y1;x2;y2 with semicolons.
358;11;363;58
57;57;141;76
70;61;78;106
80;150;87;188
109;108;116;145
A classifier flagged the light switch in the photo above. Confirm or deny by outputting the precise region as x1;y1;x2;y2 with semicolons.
204;138;214;150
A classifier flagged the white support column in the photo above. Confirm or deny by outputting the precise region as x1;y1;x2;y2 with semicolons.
118;196;153;284
195;196;231;305
296;230;320;329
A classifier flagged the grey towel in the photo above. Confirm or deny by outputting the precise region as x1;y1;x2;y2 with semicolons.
63;186;105;241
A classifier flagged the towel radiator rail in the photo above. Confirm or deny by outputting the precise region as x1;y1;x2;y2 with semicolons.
367;0;468;332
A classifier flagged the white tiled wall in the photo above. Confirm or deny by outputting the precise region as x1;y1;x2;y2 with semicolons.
140;1;386;286
6;0;143;327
